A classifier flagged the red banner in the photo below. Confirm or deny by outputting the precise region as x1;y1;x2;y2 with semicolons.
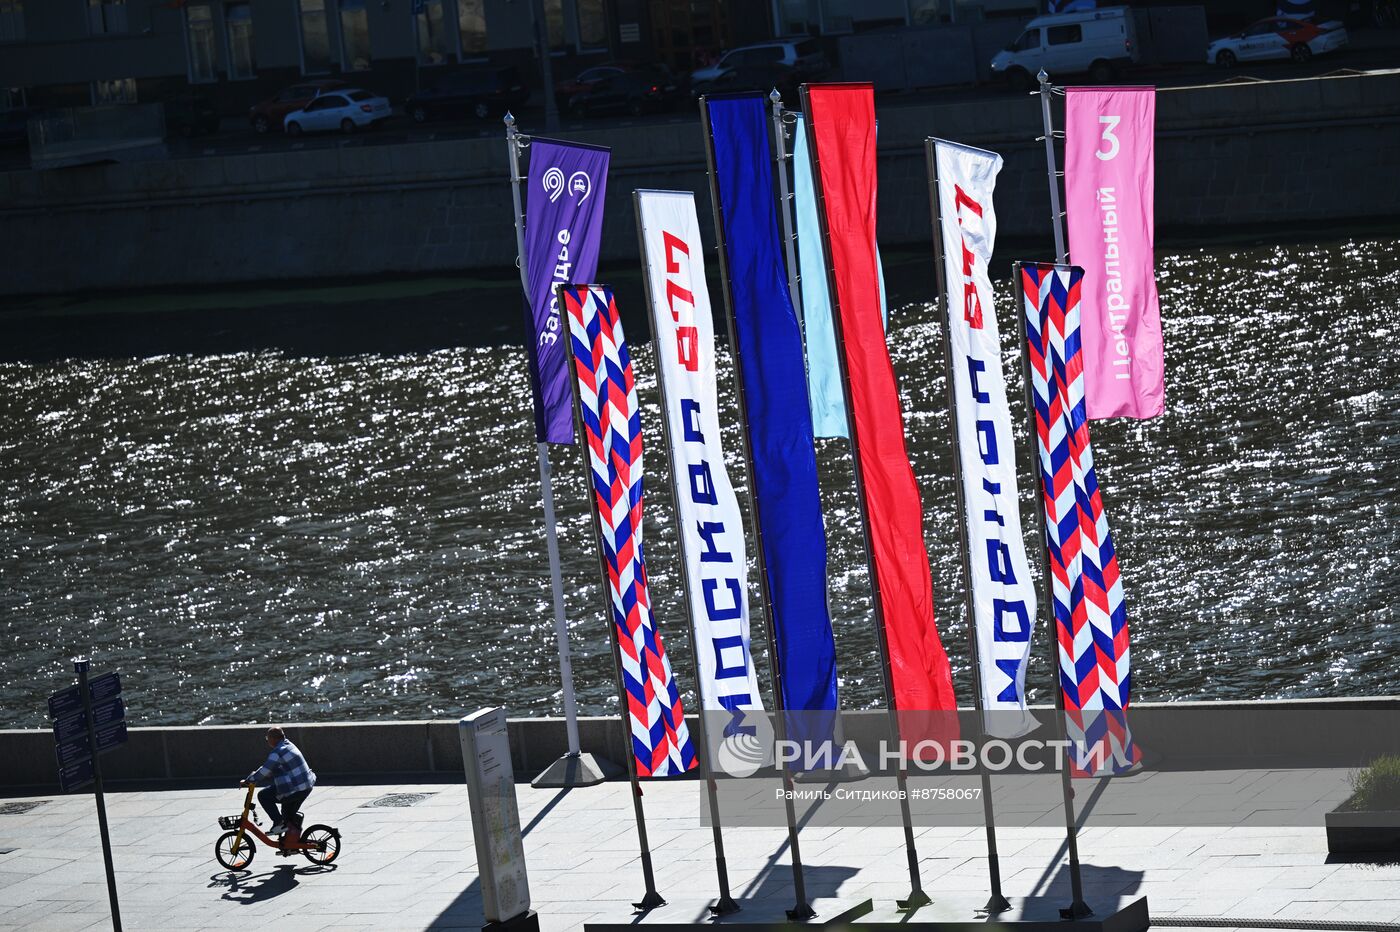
804;84;957;718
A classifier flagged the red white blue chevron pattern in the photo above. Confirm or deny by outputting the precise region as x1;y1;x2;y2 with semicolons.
1021;263;1139;776
562;284;697;779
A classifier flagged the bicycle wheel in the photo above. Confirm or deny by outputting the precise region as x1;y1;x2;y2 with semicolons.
215;831;256;870
301;825;341;865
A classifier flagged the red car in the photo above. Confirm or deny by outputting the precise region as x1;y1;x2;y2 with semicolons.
248;79;349;134
555;61;682;112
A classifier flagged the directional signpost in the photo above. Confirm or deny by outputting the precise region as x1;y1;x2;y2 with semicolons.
49;660;126;932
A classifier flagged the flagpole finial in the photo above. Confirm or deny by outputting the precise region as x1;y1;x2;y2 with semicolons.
1037;68;1050;86
504;111;516;129
769;87;782;105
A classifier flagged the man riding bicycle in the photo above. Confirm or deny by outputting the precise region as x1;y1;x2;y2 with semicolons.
240;726;316;836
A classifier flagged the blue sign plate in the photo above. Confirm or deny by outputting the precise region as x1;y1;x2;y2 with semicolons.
58;758;94;793
94;721;127;755
52;713;87;745
55;737;92;769
48;686;83;721
90;698;124;729
88;672;121;704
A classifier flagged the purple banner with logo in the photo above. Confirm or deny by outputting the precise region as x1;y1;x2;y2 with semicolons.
523;138;610;444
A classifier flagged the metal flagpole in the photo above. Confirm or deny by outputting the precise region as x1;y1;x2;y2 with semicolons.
924;138;1012;915
798;83;928;912
1012;262;1092;921
769;89;804;326
503;113;594;788
699;94;816;923
1037;70;1070;264
631;190;740;917
556;283;666;912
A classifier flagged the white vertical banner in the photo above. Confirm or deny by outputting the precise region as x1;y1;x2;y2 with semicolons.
637;190;765;725
934;140;1039;739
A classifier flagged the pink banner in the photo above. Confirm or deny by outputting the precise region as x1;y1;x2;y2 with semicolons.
1064;87;1164;421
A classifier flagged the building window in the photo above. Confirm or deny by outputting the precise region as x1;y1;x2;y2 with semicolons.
416;0;457;65
92;77;137;104
225;2;255;79
339;0;370;70
544;0;564;49
184;4;217;83
0;0;23;42
88;0;127;35
298;0;333;74
577;0;605;50
457;0;485;58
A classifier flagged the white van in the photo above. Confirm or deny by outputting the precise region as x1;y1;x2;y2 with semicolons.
990;7;1140;88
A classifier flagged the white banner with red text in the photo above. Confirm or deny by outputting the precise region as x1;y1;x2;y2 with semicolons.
933;140;1038;739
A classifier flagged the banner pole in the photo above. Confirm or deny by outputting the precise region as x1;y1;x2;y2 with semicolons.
1012;264;1091;921
556;284;666;912
769;89;804;327
924;139;1012;916
631;191;741;917
798;83;928;913
700;95;816;923
1037;71;1069;264
504;113;583;766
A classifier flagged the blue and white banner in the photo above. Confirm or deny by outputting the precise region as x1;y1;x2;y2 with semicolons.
793;111;887;440
636;190;765;725
933;139;1038;738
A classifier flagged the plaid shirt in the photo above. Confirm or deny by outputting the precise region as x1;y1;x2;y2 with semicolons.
247;739;316;798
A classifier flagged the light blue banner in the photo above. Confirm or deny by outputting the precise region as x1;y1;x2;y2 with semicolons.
793;112;888;440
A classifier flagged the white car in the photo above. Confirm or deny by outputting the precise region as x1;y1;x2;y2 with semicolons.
991;6;1139;88
284;89;392;135
1207;17;1348;67
690;38;827;84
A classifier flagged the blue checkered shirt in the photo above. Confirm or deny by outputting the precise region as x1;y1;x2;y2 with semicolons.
247;739;316;798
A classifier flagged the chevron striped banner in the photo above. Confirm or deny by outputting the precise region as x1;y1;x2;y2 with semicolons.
1020;262;1139;776
562;284;698;779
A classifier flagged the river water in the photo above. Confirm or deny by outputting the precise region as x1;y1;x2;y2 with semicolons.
2;237;1396;729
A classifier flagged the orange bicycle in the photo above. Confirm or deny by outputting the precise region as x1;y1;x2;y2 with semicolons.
213;783;341;870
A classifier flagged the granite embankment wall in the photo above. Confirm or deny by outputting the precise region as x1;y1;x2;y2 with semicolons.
3;71;1400;297
4;698;1400;792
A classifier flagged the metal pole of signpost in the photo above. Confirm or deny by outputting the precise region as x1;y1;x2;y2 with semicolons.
699;94;816;923
798;83;928;912
76;660;122;932
1037;70;1069;265
1012;264;1091;921
556;283;666;912
924;139;1012;915
504;114;582;765
631;190;740;917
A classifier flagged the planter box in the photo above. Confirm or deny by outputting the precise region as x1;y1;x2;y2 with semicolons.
1325;807;1400;855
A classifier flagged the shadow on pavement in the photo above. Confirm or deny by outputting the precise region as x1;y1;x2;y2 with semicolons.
210;863;338;905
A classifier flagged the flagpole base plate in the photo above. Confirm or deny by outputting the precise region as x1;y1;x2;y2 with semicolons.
897;890;932;911
530;752;620;788
983;894;1012;914
709;897;741;916
633;891;666;912
786;902;817;921
1060;900;1094;921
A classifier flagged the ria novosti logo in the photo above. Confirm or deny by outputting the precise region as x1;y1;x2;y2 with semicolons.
713;709;773;778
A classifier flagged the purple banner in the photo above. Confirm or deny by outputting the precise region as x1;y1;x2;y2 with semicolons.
523;138;610;444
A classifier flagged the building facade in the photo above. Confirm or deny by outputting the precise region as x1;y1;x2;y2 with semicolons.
0;0;774;114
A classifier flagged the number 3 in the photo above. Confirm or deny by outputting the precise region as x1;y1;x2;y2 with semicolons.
1096;115;1121;161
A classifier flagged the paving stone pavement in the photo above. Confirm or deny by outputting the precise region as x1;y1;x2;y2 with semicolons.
1;770;1397;931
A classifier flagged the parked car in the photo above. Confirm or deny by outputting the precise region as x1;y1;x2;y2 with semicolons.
556;61;683;111
249;79;349;134
405;67;529;122
284;89;392;135
1207;16;1349;66
164;94;220;138
990;6;1139;88
692;61;801;105
690;39;828;84
565;68;681;117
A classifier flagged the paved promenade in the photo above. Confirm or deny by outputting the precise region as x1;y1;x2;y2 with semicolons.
1;770;1397;931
